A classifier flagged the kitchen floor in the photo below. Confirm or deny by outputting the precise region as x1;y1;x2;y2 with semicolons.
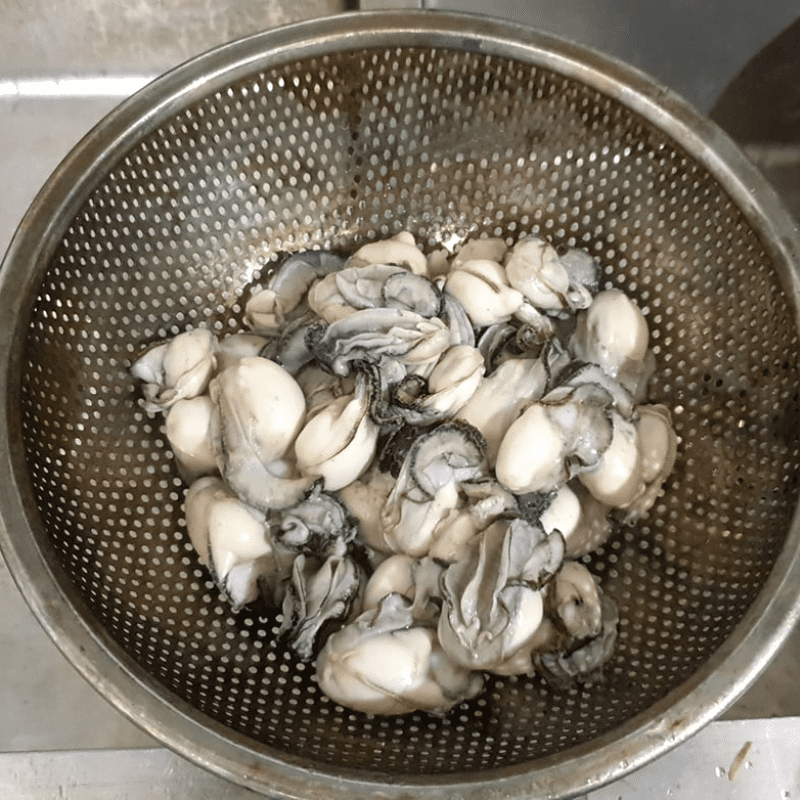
2;0;800;795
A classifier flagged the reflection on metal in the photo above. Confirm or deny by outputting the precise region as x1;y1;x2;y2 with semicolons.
0;76;155;98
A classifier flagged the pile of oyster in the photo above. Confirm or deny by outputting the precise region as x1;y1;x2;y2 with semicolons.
130;232;677;716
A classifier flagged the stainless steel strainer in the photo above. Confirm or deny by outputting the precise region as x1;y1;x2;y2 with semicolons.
2;11;800;799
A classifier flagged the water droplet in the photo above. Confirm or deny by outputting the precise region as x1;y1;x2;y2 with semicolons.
781;791;790;799
745;760;753;770
715;766;726;778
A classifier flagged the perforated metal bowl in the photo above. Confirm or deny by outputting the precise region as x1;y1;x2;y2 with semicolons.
2;11;800;799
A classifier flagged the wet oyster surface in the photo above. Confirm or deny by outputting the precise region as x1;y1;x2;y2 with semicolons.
130;231;676;716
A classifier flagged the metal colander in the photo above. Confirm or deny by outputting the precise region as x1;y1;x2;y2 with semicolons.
2;11;800;799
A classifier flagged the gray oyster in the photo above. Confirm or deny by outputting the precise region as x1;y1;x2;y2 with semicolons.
380;421;486;557
306;307;451;378
534;573;619;685
438;516;565;674
279;542;365;660
245;250;344;330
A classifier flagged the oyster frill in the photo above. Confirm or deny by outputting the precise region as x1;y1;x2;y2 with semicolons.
438;517;565;674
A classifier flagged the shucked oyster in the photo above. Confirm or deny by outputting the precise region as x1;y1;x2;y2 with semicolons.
491;560;617;679
570;289;654;398
495;382;616;494
444;258;524;328
362;554;444;622
294;364;356;418
438;517;565;674
504;235;598;312
333;263;407;312
215;333;270;372
623;403;678;519
293;371;379;492
533;562;619;684
537;481;615;557
274;483;357;556
274;487;366;658
578;412;640;507
307;307;451;378
331;263;442;319
381;345;485;426
524;561;605;654
279;542;364;660
425;478;518;564
245;250;344;329
477;320;550;373
451;237;508;270
336;465;396;555
580;403;678;519
456;354;551;466
184;476;293;612
346;231;429;276
440;291;475;347
209;356;312;511
380;422;486;557
316;593;484;716
130;328;217;414
164;395;218;483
